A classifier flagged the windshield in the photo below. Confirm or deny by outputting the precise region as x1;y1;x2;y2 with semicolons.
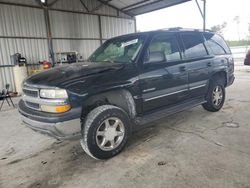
88;35;145;63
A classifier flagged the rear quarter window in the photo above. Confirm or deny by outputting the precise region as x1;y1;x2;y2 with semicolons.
204;33;231;55
181;32;208;59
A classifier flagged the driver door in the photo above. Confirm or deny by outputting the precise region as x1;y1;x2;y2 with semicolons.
139;33;189;113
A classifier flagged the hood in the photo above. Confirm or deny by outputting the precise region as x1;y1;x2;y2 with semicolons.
25;62;125;88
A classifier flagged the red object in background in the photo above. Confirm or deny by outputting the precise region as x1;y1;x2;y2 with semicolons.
244;50;250;66
42;61;52;69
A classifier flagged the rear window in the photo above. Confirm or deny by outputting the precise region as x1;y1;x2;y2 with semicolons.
204;33;231;55
181;33;208;59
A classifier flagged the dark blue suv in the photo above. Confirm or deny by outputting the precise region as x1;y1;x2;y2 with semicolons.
19;28;234;159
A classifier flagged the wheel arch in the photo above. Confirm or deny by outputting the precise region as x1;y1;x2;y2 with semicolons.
81;89;136;121
210;71;227;86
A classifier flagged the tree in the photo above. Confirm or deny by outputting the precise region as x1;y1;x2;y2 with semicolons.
233;16;240;40
210;22;227;36
248;23;250;36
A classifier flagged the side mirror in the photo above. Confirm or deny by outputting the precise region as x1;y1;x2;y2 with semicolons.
145;51;166;64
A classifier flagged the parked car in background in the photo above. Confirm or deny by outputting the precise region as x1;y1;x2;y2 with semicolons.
244;49;250;65
19;28;234;160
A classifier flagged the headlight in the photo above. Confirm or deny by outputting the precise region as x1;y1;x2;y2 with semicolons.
40;89;68;99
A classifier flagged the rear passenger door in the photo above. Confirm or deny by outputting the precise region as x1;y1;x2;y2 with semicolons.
180;32;212;98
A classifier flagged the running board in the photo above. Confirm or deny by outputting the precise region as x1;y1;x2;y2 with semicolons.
135;97;206;127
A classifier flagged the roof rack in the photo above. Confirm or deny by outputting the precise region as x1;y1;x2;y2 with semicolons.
157;27;183;31
204;29;214;32
157;27;217;33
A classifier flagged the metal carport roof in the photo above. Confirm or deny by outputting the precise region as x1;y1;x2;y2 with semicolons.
97;0;191;16
97;0;206;30
0;0;196;18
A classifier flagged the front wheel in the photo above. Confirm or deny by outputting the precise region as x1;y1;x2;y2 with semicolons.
202;79;225;112
80;105;131;160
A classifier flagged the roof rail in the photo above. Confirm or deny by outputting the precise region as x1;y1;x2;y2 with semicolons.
205;29;214;32
167;27;183;31
157;27;183;31
157;27;209;32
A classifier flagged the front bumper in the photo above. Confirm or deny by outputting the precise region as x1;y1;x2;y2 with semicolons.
227;74;235;87
21;115;81;140
19;100;82;140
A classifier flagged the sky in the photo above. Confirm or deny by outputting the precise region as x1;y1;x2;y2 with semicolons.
136;0;250;40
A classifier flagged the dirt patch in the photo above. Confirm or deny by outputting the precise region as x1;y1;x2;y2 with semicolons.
7;158;24;165
27;176;63;188
158;161;167;166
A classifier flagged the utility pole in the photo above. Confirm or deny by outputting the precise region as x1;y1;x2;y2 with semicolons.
195;0;206;31
203;0;206;31
37;0;55;65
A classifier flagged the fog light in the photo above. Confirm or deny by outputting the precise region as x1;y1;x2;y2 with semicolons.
41;104;71;113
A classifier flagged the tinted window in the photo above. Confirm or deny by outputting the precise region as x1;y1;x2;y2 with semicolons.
146;34;181;62
204;33;231;55
181;33;208;59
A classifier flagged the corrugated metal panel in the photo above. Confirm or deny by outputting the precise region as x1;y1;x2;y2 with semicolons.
53;39;100;60
0;38;48;65
118;11;133;19
0;0;39;6
0;38;48;90
94;3;117;16
51;0;118;17
108;0;191;16
0;4;47;37
49;10;99;38
0;2;135;91
109;0;129;9
101;17;135;39
0;4;48;91
0;67;15;92
125;0;191;15
110;0;156;9
50;0;87;12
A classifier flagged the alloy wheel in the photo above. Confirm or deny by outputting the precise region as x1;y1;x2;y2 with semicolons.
212;85;223;106
95;117;125;151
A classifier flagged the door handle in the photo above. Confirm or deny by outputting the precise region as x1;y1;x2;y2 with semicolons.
179;66;186;72
207;62;212;67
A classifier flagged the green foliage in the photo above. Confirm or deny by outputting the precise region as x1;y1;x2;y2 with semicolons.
226;40;250;47
210;22;227;36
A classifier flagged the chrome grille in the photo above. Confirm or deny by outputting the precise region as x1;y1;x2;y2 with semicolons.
22;86;40;111
23;88;39;98
25;101;40;110
22;85;68;112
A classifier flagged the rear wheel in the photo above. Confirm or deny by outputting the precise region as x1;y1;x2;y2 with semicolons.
202;79;225;112
80;105;130;160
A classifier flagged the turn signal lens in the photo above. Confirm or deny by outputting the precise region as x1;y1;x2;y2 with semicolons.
40;104;71;113
55;104;71;113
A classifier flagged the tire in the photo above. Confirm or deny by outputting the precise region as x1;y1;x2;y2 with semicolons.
202;78;225;112
80;105;131;160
